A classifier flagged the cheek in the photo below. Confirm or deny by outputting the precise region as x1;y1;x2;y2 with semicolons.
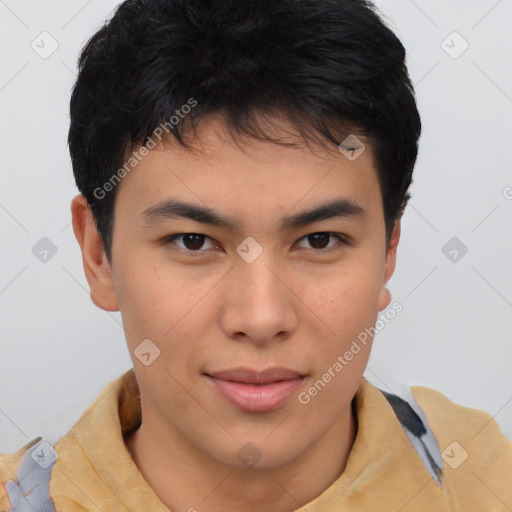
112;253;217;357
302;257;384;334
110;247;172;346
113;265;165;335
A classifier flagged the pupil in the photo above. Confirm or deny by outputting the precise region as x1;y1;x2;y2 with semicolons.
309;233;329;249
184;234;204;251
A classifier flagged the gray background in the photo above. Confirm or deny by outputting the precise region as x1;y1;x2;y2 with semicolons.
0;0;511;453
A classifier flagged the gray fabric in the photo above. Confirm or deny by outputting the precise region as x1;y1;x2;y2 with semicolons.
4;437;57;512
381;389;444;486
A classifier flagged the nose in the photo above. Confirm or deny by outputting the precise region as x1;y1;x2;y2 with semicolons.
219;255;299;347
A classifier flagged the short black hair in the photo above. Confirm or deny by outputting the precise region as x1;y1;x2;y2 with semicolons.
68;0;421;263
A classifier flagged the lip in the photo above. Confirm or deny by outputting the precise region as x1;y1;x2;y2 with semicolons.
205;367;306;412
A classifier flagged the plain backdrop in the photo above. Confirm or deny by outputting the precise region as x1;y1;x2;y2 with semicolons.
0;0;511;453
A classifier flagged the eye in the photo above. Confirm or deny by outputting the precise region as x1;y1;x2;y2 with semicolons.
162;231;349;256
294;232;348;252
162;233;219;254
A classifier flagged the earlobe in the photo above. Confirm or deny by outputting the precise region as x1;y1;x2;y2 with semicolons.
378;287;391;312
71;194;119;312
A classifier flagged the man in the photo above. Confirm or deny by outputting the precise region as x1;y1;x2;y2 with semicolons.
1;0;511;510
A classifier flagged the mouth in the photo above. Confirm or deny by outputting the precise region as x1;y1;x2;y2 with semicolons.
204;367;306;412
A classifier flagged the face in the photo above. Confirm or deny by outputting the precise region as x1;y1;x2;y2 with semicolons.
74;114;399;470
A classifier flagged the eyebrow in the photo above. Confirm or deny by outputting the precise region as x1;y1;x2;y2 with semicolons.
140;197;367;231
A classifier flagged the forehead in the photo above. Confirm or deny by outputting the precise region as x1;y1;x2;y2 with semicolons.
114;114;381;220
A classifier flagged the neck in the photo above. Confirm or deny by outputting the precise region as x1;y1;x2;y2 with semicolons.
125;401;357;512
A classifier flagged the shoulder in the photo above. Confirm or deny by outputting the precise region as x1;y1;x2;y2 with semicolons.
411;385;512;450
412;385;512;503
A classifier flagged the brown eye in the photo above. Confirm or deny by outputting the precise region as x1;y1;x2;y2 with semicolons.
295;232;347;252
163;233;218;253
307;233;331;250
180;234;206;251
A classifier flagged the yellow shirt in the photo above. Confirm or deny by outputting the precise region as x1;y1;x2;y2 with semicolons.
1;369;511;511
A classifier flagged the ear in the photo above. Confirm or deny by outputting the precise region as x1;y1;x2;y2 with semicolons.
377;220;401;312
71;194;119;312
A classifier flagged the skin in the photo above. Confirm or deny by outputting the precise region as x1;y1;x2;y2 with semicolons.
71;113;400;512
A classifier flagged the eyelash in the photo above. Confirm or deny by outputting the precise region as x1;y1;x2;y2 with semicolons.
161;232;350;256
